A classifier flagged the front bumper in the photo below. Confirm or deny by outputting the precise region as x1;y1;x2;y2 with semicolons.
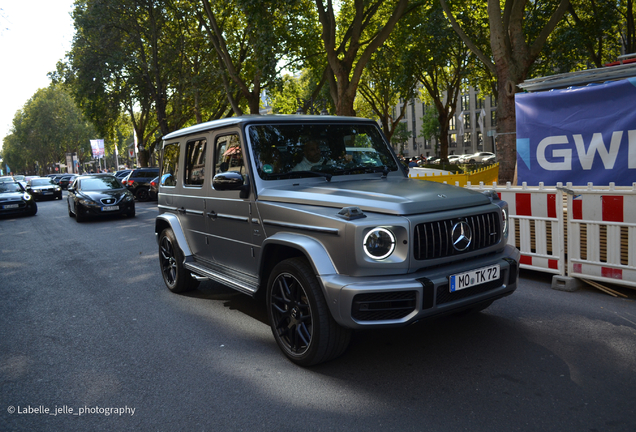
0;201;35;216
320;244;520;329
32;189;62;200
79;201;134;217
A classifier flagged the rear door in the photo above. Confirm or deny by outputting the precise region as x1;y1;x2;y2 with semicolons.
176;137;211;258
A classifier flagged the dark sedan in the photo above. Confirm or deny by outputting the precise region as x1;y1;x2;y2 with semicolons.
58;175;77;189
0;181;37;217
26;177;63;200
67;174;135;222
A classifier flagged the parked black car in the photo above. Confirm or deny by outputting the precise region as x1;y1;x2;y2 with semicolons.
26;177;63;200
0;181;37;217
115;169;132;180
50;173;68;184
149;176;159;200
58;174;77;189
67;174;135;222
122;167;160;201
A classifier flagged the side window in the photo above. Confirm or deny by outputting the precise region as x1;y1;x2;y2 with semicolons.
215;134;243;175
161;142;179;187
184;139;207;186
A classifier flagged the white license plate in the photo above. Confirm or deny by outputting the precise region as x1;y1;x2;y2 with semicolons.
450;264;500;292
102;206;119;212
3;204;19;209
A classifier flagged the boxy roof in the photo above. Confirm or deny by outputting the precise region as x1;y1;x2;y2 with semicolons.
162;114;367;141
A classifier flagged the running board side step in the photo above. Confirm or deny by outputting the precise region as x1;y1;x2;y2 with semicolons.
185;262;259;296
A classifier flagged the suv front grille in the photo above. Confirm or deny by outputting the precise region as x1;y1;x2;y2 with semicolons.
413;212;500;260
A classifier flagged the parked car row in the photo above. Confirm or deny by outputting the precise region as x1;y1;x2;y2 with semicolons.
421;152;497;166
1;168;159;222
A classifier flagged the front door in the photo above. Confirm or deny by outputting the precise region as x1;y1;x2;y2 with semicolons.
202;130;261;278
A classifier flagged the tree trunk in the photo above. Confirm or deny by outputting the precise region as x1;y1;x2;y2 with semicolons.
138;149;150;168
438;112;450;160
495;75;518;184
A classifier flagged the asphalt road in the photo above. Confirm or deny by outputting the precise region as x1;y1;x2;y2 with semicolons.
1;194;635;432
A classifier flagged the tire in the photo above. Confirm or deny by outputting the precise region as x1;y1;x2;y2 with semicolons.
158;228;199;293
267;258;352;366
127;206;136;218
136;188;150;202
75;204;86;222
27;203;37;216
68;201;75;217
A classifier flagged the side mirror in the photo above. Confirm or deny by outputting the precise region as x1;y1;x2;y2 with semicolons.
67;186;75;193
213;171;244;191
213;171;250;198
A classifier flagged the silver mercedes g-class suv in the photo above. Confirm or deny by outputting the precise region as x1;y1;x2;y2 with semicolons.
155;115;520;366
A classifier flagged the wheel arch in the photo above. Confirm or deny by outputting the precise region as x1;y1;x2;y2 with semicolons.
258;233;338;297
155;213;192;258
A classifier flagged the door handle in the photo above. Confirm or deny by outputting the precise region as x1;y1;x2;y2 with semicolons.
206;211;217;220
177;207;186;214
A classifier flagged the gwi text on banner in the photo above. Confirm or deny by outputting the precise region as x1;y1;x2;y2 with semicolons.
515;78;636;186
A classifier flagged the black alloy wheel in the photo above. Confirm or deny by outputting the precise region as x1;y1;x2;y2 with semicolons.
136;188;150;202
75;203;86;222
158;228;198;293
27;202;37;216
267;258;351;366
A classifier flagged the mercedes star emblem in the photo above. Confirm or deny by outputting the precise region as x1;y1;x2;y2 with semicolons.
452;221;472;251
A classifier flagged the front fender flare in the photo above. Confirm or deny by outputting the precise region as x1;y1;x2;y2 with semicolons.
155;213;192;258
261;232;338;277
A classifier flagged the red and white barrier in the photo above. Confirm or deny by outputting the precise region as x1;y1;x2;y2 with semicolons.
464;181;636;289
465;182;566;276
566;182;636;288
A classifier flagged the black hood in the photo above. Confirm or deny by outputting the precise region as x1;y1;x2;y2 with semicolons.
0;191;29;201
79;189;130;203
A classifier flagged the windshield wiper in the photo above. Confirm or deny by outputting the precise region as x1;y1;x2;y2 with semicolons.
332;165;390;176
275;170;333;182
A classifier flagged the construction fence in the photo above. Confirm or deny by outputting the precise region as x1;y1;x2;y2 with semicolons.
461;181;636;290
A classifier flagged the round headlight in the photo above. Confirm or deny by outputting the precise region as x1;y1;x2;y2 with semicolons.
363;228;396;260
23;193;32;200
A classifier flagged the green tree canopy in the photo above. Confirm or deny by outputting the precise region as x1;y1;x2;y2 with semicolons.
439;0;570;182
2;85;95;175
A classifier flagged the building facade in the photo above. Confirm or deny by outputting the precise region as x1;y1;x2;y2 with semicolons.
395;86;498;159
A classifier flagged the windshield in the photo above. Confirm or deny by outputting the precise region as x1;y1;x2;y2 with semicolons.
79;176;123;191
31;179;55;186
0;183;24;193
247;123;399;180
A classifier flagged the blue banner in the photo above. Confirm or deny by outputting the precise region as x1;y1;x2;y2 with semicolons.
515;78;636;186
